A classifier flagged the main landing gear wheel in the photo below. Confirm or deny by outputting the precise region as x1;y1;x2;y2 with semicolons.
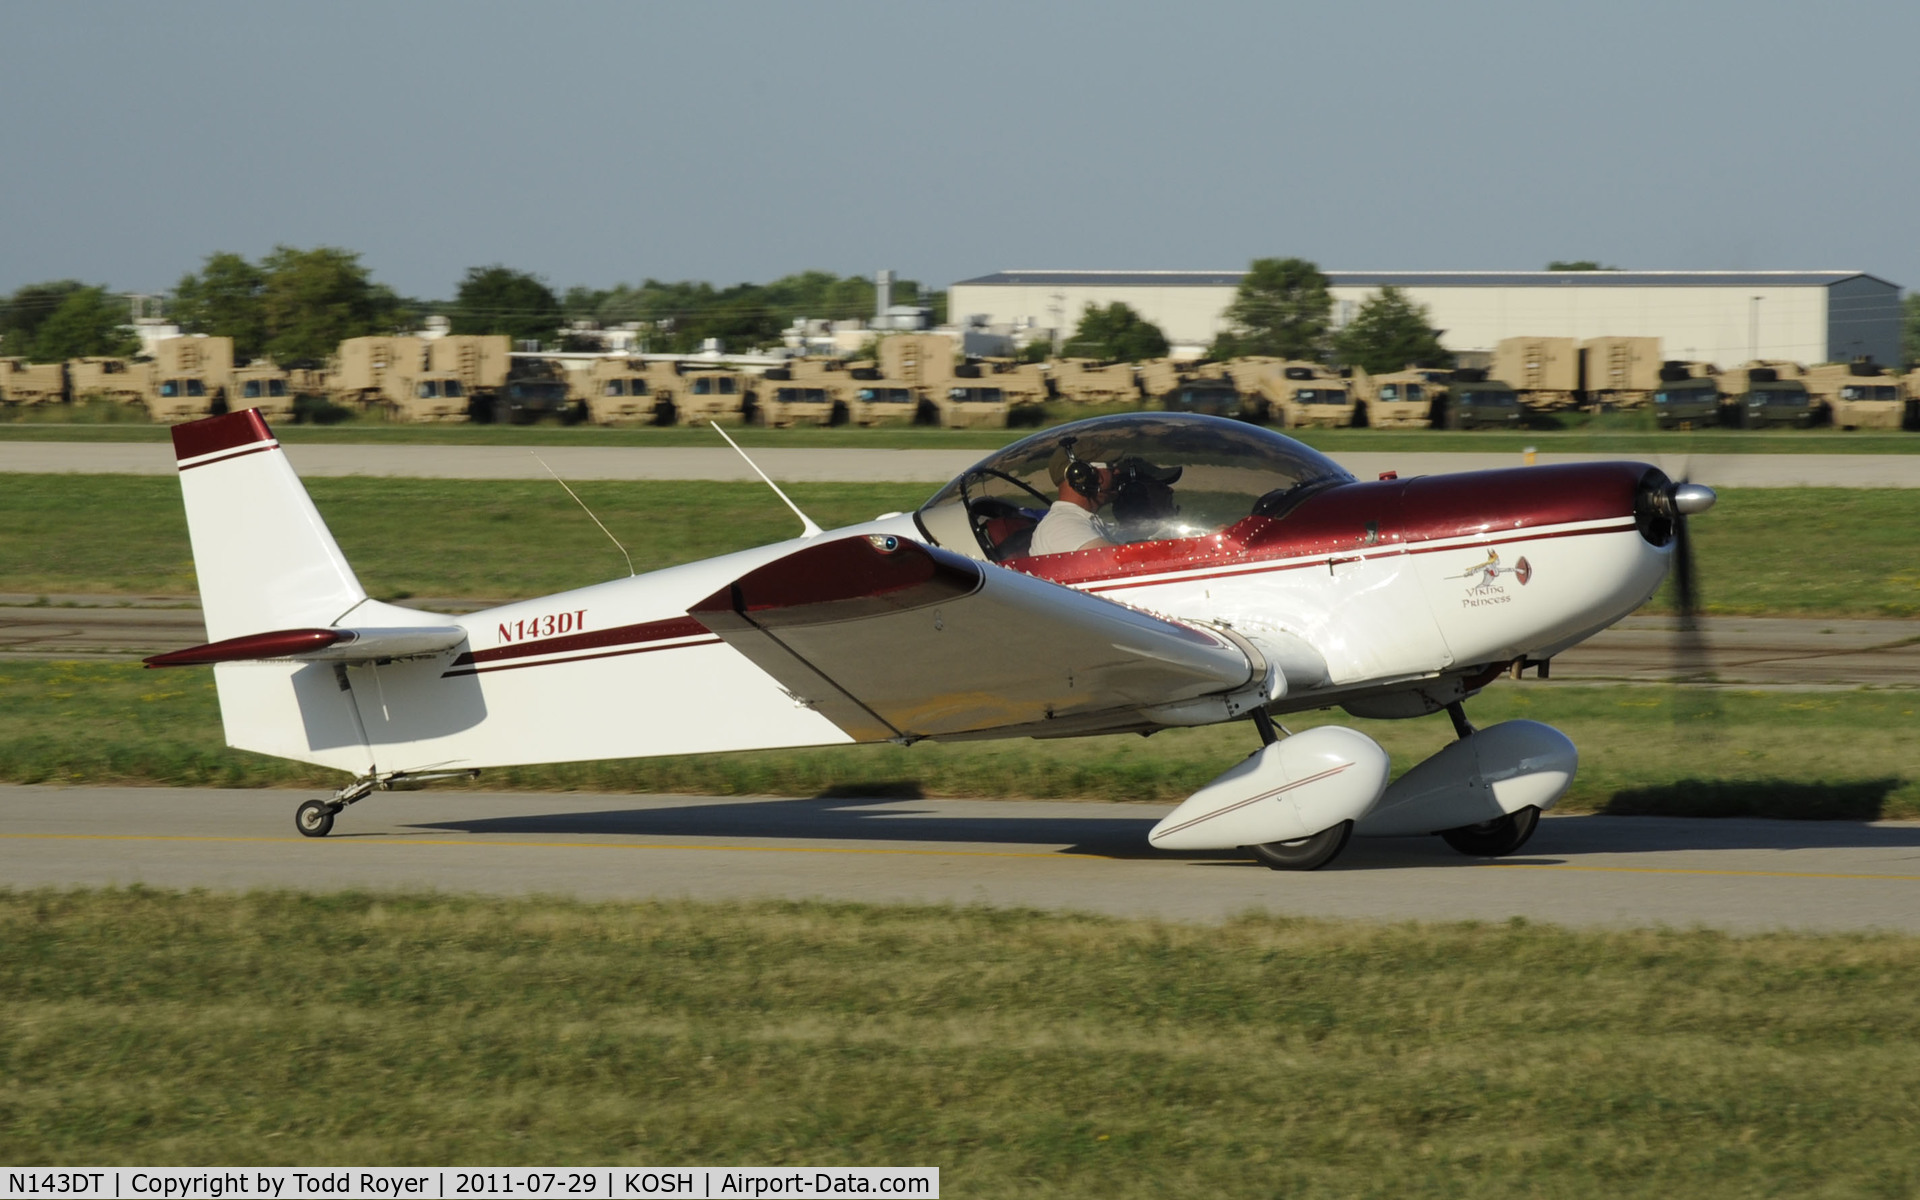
1439;805;1541;857
295;799;337;838
1247;820;1354;871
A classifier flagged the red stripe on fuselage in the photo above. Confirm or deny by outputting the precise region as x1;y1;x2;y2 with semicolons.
449;615;713;668
1011;462;1652;591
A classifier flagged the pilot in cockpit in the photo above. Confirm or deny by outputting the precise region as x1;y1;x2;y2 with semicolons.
1029;439;1118;554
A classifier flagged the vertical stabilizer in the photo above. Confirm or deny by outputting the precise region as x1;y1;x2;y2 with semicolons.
171;410;367;641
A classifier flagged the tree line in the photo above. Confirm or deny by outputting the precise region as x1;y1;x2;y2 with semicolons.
1;250;946;364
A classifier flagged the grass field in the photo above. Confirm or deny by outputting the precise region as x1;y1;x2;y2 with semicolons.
5;889;1920;1194
4;402;1919;453
4;476;1920;617
4;661;1913;816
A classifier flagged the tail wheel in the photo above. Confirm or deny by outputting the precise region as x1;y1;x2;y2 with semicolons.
295;799;336;838
1246;820;1353;871
1439;806;1541;857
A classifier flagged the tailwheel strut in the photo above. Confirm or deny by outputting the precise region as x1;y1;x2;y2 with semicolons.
293;769;479;838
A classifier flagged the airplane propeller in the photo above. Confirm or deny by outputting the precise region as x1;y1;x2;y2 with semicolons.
1651;473;1719;726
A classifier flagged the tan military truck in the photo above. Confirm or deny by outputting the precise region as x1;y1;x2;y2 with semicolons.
754;358;855;427
1718;362;1813;429
579;358;665;424
68;357;148;405
651;362;754;425
1230;359;1357;428
1049;358;1143;407
1802;361;1905;430
868;333;1042;427
230;362;297;421
329;336;428;411
428;335;509;412
1350;366;1450;428
1140;358;1253;420
1491;337;1582;411
0;358;67;406
145;336;235;422
842;350;925;425
1904;369;1920;431
1582;337;1662;409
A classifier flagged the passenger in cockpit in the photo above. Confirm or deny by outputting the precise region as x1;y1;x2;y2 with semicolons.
1108;457;1184;542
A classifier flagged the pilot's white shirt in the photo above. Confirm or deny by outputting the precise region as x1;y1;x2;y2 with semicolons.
1030;501;1114;555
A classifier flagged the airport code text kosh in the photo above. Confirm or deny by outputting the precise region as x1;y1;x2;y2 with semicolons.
2;1171;937;1200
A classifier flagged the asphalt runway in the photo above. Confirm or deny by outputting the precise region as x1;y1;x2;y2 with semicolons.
5;441;1920;485
5;601;1913;686
5;785;1920;932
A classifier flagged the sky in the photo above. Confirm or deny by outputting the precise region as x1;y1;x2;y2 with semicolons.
4;0;1917;302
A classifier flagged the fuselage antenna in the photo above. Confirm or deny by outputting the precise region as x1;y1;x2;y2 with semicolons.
531;453;635;576
709;421;823;539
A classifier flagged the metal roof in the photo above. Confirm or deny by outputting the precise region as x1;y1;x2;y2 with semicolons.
953;269;1896;290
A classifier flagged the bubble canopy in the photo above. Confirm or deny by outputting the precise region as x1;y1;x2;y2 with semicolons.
915;413;1355;562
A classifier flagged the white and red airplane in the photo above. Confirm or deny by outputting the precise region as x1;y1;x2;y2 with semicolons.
148;408;1714;869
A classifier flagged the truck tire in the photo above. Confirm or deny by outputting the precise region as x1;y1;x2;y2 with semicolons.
652;398;677;427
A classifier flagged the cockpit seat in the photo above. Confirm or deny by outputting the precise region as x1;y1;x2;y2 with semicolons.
969;498;1039;561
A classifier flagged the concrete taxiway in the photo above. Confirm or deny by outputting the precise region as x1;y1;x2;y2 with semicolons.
5;785;1920;933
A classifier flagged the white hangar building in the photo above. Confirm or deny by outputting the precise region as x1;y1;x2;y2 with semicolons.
947;270;1903;367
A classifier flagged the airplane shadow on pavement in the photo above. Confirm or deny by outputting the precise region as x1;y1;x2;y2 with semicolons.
409;786;1920;869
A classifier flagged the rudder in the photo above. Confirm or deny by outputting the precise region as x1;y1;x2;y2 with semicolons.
171;410;367;641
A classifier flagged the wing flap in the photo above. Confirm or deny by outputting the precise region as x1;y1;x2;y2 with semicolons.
145;625;467;668
689;535;1255;740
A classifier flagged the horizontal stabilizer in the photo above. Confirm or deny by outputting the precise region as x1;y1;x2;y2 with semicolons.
689;534;1254;740
145;625;467;668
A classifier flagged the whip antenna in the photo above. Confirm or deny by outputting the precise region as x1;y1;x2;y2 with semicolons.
531;453;634;576
708;421;823;538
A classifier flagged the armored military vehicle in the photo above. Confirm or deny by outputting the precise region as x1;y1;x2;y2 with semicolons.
654;362;754;425
580;358;665;424
1802;360;1905;430
1350;366;1451;428
755;358;854;427
1650;362;1722;429
329;337;427;412
68;358;148;405
1230;359;1357;428
1718;362;1813;429
1140;359;1254;420
230;363;297;421
489;358;584;425
1582;337;1662;408
1491;337;1581;411
146;337;235;422
1049;358;1143;406
0;358;67;406
1436;369;1523;429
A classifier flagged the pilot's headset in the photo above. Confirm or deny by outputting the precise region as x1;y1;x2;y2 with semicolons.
1051;437;1106;499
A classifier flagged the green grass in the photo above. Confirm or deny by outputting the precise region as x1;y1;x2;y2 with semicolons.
4;402;1919;452
6;889;1920;1194
4;475;1918;617
5;661;1915;815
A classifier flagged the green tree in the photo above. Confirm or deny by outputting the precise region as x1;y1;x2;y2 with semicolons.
0;280;86;358
452;266;562;344
1546;260;1618;271
173;252;268;359
258;246;407;363
28;286;140;361
1063;301;1169;361
1332;287;1454;374
1210;257;1332;360
1903;294;1920;371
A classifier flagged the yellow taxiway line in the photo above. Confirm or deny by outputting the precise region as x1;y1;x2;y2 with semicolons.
5;831;1920;883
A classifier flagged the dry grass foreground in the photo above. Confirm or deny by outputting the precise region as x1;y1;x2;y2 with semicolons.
4;889;1920;1196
